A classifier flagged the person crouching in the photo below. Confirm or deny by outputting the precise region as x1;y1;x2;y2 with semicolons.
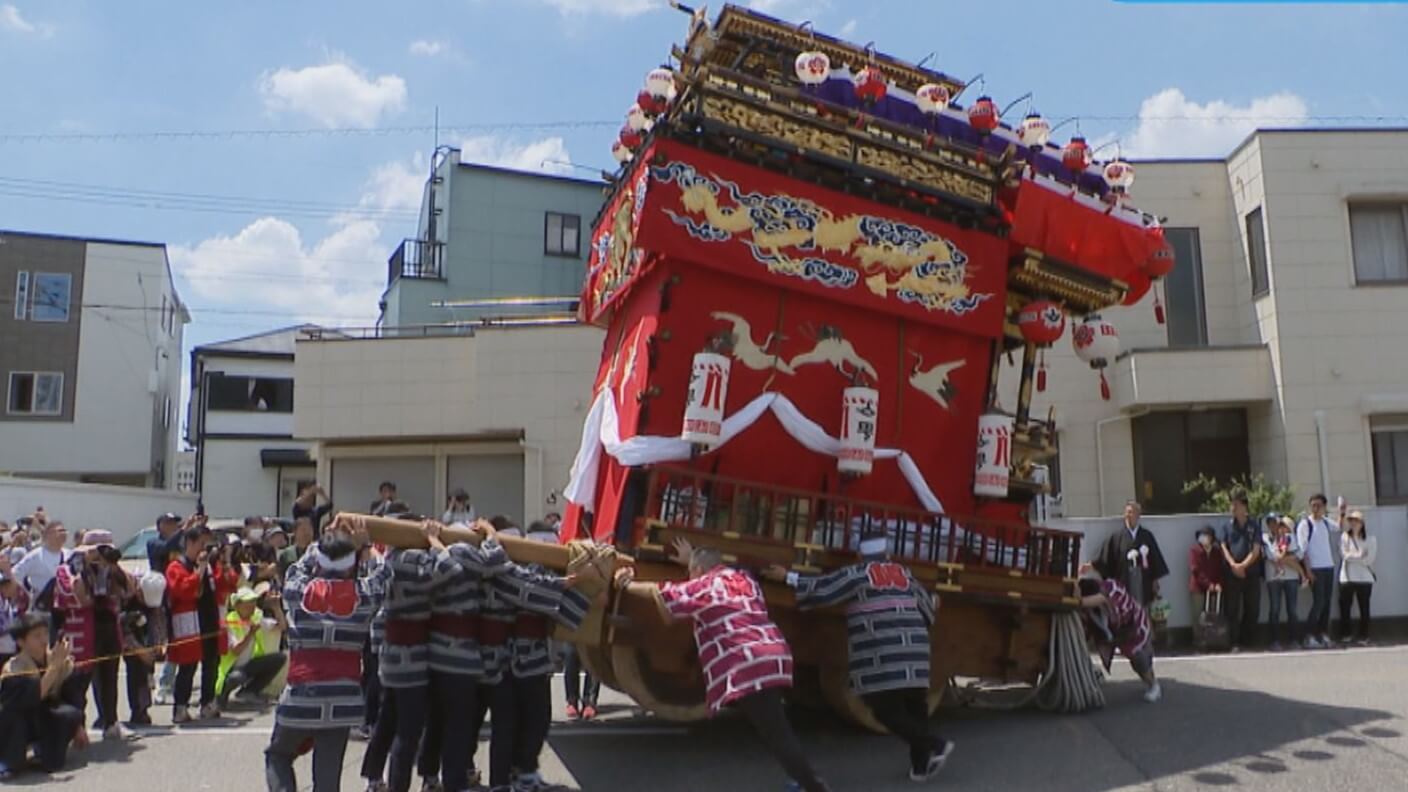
1078;561;1161;703
265;516;398;792
0;615;83;779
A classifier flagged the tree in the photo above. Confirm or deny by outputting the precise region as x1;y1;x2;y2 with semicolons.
1182;473;1296;516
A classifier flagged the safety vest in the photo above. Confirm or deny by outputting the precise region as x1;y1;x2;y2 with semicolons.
216;609;267;695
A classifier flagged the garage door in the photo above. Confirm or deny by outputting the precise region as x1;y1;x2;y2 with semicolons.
446;453;525;524
331;456;436;517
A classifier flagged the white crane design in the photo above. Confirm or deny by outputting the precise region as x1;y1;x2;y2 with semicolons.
907;351;965;410
789;325;878;381
710;311;794;375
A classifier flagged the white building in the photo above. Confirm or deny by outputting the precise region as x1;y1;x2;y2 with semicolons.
0;230;186;488
294;324;602;522
1012;129;1408;516
173;450;196;493
187;325;320;517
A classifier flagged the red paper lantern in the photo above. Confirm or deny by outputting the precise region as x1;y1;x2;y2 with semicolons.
1016;300;1066;345
1061;136;1090;172
619;125;643;149
854;66;888;103
967;96;999;132
636;89;667;116
1145;239;1176;279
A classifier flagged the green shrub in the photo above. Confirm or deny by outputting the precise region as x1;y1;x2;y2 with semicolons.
1182;473;1296;516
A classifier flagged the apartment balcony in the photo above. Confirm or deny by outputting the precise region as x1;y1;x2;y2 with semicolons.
387;238;445;284
1109;345;1275;412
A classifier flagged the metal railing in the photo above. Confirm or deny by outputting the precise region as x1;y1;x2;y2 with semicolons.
388;238;445;283
637;466;1081;580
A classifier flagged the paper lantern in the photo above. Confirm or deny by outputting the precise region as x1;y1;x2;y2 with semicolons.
1061;136;1090;172
1103;159;1135;192
611;140;633;164
915;83;951;115
974;412;1014;498
619;125;643;150
1016;300;1066;345
838;386;879;475
1145;239;1176;279
626;104;652;133
853;66;888;103
645;68;675;99
1017;113;1051;148
794;51;831;86
967;96;999;132
636;89;667;116
681;352;730;447
1072;314;1120;401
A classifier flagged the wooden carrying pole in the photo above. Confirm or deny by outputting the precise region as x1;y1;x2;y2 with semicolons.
357;514;572;572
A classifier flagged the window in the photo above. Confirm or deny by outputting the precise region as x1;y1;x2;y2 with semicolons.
1245;207;1270;297
1350;203;1408;284
545;212;581;257
30;273;72;322
1163;227;1208;347
7;372;63;416
1132;409;1250;514
13;272;29;320
1370;415;1408;504
206;374;294;412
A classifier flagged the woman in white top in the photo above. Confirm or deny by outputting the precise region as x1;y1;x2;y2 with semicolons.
1337;509;1377;645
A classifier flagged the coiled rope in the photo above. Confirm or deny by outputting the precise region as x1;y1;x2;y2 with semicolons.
950;610;1105;713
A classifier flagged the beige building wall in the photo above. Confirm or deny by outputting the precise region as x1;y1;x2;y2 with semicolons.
294;324;604;522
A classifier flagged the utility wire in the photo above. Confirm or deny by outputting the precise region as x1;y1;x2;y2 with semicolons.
0;175;419;216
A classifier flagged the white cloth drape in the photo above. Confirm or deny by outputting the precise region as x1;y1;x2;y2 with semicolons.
564;389;946;515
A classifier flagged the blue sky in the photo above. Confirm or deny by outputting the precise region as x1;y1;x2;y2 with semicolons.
2;0;1406;422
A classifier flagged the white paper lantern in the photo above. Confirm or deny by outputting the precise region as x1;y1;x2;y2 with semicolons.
1072;313;1120;366
915;83;951;115
611;140;634;164
645;68;675;99
1017;113;1051;148
1103;159;1135;191
974;412;1014;498
837;386;879;475
626;103;652;132
793;51;831;86
682;352;730;447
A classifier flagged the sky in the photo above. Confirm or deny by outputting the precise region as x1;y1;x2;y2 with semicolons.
2;0;1406;436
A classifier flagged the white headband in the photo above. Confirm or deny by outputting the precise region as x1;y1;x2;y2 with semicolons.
859;537;889;557
312;546;356;573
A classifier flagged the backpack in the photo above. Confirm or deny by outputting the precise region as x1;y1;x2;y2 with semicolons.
32;575;67;635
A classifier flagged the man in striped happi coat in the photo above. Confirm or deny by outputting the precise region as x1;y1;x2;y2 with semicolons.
765;535;953;783
359;521;453;792
416;521;509;792
616;538;831;792
265;516;398;792
478;522;591;792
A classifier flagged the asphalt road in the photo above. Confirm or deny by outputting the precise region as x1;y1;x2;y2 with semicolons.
13;644;1408;791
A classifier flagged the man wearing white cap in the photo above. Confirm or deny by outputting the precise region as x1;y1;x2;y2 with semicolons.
765;534;952;783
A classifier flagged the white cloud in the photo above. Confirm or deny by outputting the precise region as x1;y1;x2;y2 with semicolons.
1122;88;1309;158
538;0;659;15
259;60;407;128
408;39;446;57
172;217;385;328
357;154;427;215
838;18;857;37
459;136;575;176
1;4;52;37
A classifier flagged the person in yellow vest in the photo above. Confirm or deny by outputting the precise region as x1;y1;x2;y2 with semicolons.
216;586;287;708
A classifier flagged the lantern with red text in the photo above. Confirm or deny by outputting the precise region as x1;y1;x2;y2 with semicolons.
794;51;831;86
1018;300;1066;393
611;140;633;164
838;386;879;476
974;412;1015;497
1017;113;1051;149
854;66;888;104
1145;239;1175;324
1061;136;1091;174
645;68;675;100
619;125;643;150
636;89;667;116
626;103;652;133
682;352;731;447
915;83;951;115
1103;158;1135;194
1072;314;1120;401
967;96;999;132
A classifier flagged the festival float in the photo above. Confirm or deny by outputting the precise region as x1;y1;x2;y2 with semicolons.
374;3;1173;728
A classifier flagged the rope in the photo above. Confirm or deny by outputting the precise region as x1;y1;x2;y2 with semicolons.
947;611;1104;713
0;628;227;681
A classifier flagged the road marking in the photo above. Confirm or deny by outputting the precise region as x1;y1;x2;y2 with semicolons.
1157;644;1408;663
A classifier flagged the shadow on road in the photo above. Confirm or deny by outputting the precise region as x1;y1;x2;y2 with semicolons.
547;679;1400;792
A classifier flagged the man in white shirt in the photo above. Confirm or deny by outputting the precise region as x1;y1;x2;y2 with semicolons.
1295;493;1339;648
12;521;68;600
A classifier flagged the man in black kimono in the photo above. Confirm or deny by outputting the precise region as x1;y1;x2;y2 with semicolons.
1095;501;1169;608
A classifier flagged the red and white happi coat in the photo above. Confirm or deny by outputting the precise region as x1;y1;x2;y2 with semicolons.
658;567;793;714
1102;578;1152;659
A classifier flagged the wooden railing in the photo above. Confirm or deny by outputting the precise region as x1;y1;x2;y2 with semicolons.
633;466;1081;581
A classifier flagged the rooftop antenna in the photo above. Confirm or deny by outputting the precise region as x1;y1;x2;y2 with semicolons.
915;52;937;70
